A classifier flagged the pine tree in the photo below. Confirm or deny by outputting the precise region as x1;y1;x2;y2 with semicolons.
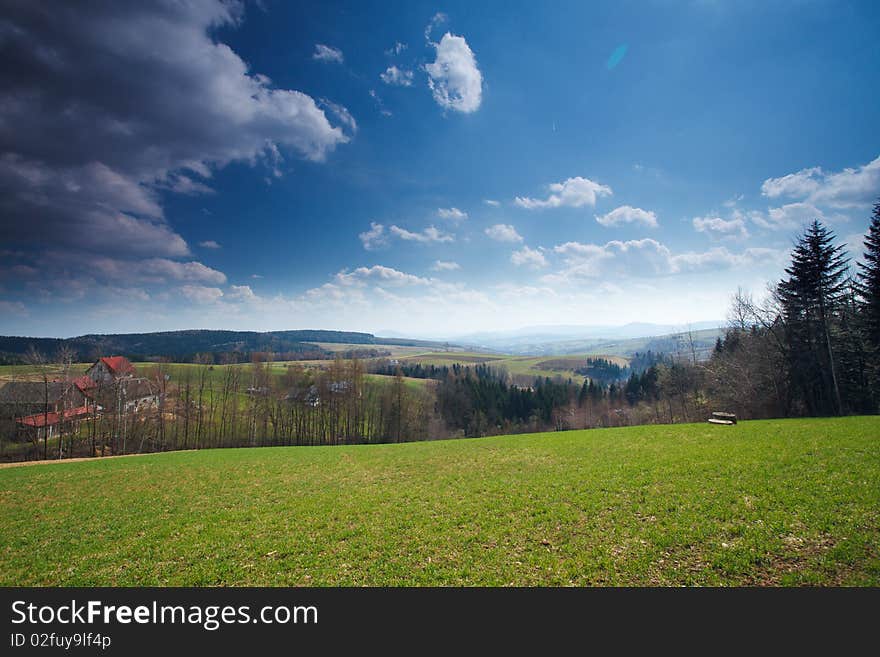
777;220;850;415
857;199;880;398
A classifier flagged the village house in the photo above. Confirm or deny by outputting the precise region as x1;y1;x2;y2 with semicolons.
84;356;159;413
86;356;136;383
0;380;93;442
0;356;158;442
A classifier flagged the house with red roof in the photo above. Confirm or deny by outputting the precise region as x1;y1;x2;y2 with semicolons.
15;404;93;441
86;356;136;384
85;356;159;414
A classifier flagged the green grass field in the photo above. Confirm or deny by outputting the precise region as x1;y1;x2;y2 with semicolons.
1;416;877;586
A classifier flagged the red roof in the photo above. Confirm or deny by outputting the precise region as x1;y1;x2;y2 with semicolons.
73;375;97;393
17;405;92;428
100;356;135;376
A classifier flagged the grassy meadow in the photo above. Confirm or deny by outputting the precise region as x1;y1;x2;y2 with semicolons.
1;416;877;586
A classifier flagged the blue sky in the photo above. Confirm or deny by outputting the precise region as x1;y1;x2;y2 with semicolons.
1;0;878;337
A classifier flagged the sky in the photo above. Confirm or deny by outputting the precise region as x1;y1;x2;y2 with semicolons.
0;0;879;339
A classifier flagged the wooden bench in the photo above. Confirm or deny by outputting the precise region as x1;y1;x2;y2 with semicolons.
708;412;737;426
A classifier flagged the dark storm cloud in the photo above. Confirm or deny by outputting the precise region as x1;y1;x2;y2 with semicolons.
0;0;352;257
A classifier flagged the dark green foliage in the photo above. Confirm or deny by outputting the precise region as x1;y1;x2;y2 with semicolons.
0;330;453;364
858;200;880;395
435;365;577;436
777;220;850;415
576;357;628;384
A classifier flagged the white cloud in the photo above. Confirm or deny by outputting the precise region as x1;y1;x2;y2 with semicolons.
385;42;408;56
380;66;414;87
484;199;500;207
753;202;827;230
432;260;461;271
485;224;523;243
359;222;388;250
551;239;785;280
389;225;454;243
437;207;467;222
0;2;351;280
425;33;483;113
761;156;880;208
313;44;344;64
424;12;448;41
226;284;257;301
515;176;613;210
180;285;224;304
139;259;227;285
368;89;392;117
64;256;228;286
596;205;658;228
692;216;749;240
511;246;547;269
199;240;222;249
319;99;358;135
335;265;430;287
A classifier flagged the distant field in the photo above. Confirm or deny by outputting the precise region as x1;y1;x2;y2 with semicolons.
0;351;624;386
398;352;629;384
303;342;442;357
1;416;877;586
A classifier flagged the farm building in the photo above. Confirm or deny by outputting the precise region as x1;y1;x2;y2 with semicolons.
15;404;93;441
86;356;136;383
0;380;89;418
0;380;94;442
84;356;159;412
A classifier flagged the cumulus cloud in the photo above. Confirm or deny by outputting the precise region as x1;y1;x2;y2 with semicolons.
335;265;430;287
199;240;222;249
692;216;749;240
180;285;224;304
359;222;388;250
437;207;467;222
484;199;501;207
431;260;461;271
226;284;257;301
313;44;344;63
511;246;547;269
485;224;523;243
389;225;454;243
380;66;414;87
515;177;613;210
761;156;880;208
596;205;658;228
83;257;228;286
0;1;350;290
752;203;828;230
551;239;784;280
425;33;483;113
319;99;358;135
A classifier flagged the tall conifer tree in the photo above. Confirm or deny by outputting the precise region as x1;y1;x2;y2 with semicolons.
777;220;850;415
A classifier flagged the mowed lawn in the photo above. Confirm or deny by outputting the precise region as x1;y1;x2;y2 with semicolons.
1;417;878;586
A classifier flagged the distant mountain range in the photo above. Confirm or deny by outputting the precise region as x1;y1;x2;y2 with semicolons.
436;321;725;355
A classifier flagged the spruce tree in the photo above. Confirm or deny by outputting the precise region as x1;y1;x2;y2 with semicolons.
777;220;850;415
858;199;880;396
